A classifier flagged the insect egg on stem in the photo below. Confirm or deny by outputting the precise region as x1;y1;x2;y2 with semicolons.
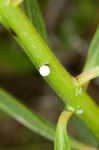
39;64;50;77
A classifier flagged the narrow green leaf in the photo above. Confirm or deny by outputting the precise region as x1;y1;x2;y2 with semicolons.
0;88;55;141
23;0;47;42
54;111;72;150
83;27;99;71
10;0;24;7
0;89;98;150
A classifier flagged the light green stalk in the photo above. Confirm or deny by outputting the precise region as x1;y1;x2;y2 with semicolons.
0;0;99;140
77;66;99;85
54;111;72;150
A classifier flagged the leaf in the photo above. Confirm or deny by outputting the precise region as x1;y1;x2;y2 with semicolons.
0;88;55;141
10;0;24;7
0;89;97;150
83;27;99;71
23;0;47;42
54;111;72;150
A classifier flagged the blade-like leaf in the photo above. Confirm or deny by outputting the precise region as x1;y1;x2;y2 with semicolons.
10;0;23;6
54;111;72;150
0;88;55;141
83;27;99;71
0;89;98;150
23;0;47;42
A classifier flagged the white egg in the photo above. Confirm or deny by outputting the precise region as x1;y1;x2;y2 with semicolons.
39;65;50;77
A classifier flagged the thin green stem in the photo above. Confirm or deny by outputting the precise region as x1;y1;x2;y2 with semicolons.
0;0;99;140
54;111;73;150
77;66;99;86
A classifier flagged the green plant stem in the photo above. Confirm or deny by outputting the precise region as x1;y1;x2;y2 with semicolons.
54;111;72;150
77;66;99;86
0;0;99;140
0;88;98;150
0;15;9;28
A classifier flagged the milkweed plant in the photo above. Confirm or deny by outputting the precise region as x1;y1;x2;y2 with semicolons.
0;0;99;150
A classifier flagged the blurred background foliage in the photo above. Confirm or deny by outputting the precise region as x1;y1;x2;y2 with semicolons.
0;0;99;149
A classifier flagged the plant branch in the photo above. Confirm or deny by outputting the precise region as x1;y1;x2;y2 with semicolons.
77;66;99;86
0;0;99;140
54;111;73;150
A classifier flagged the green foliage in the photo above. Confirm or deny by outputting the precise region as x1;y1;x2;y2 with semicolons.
23;0;47;42
83;27;99;71
54;111;72;150
10;0;23;6
0;88;55;140
0;0;99;141
0;0;99;150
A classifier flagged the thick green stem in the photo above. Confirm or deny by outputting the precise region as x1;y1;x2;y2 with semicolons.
0;0;99;140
